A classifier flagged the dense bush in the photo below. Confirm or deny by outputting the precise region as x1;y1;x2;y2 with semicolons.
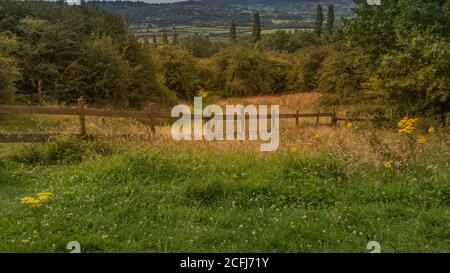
0;1;174;108
0;32;21;103
179;34;224;58
289;46;329;92
258;30;321;53
213;46;274;97
154;44;205;100
10;139;117;165
317;0;450;117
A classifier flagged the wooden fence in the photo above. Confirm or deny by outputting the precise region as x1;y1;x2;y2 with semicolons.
0;98;390;143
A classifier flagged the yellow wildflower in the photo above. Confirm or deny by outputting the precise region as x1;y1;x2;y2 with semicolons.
20;196;34;204
290;144;299;153
347;122;353;128
20;197;42;208
314;133;321;141
37;192;53;198
37;195;50;201
428;127;435;134
384;160;393;170
416;135;426;144
20;192;53;208
397;117;419;134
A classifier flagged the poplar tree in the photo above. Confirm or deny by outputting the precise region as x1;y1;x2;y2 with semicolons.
251;12;262;43
314;4;323;36
326;5;335;34
230;20;237;42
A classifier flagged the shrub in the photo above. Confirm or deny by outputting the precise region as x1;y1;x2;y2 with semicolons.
154;44;204;100
213;46;273;97
10;139;119;165
289;46;329;92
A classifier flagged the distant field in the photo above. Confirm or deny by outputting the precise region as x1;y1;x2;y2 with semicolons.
132;24;312;41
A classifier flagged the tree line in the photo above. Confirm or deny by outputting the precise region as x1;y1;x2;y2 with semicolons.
0;0;176;108
1;0;449;118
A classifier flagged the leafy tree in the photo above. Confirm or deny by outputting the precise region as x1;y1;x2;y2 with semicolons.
230;20;237;42
314;4;323;36
289;46;329;92
267;53;292;94
154;45;203;100
179;34;220;58
251;11;261;43
318;48;369;105
258;30;291;53
214;46;273;97
0;2;171;108
259;30;320;53
326;5;335;34
0;32;21;103
369;35;450;116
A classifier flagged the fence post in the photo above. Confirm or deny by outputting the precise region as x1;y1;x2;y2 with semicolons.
331;106;337;127
295;111;299;127
147;103;156;134
77;97;86;137
316;111;320;127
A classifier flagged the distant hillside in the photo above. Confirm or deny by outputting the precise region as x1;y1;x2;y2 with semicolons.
92;0;355;28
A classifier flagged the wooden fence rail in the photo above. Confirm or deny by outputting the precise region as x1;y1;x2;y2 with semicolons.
0;98;391;143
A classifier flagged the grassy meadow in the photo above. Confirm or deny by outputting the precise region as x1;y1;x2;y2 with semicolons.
0;93;449;253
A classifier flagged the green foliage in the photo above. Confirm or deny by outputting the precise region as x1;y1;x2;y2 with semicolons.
251;11;262;43
0;1;171;108
9;139;118;165
11;139;87;165
0;32;21;103
369;36;450;116
267;54;292;94
318;48;370;105
317;0;450;116
326;4;335;34
258;30;321;53
229;20;237;42
179;34;219;58
155;45;204;100
289;46;330;92
314;4;324;36
214;46;273;97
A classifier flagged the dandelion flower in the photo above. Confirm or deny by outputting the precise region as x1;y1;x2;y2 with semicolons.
428;127;435;134
347;122;353;128
384;160;393;170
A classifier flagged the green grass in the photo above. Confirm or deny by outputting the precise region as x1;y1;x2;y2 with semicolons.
0;139;448;252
